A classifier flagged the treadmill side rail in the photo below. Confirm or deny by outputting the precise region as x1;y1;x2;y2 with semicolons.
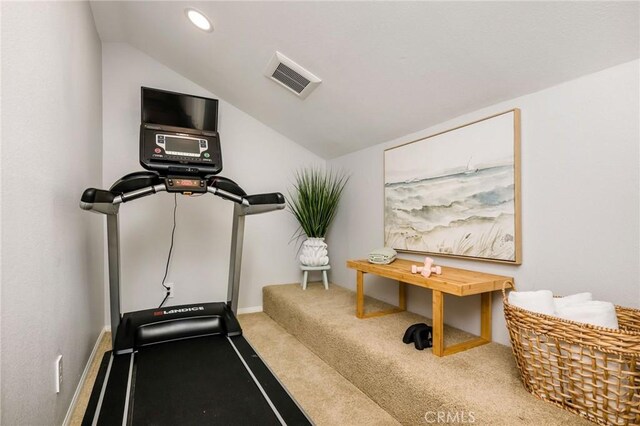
230;335;314;426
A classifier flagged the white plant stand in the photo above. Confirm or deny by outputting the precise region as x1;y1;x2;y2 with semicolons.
300;265;331;290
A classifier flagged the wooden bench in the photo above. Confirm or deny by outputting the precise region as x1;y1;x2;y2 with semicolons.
346;258;514;357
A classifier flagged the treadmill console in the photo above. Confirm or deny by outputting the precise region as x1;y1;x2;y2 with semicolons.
165;176;207;193
139;87;222;177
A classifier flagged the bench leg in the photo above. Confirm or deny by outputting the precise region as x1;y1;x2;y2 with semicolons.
432;290;444;356
322;270;329;289
356;270;365;318
398;281;407;311
356;271;405;319
480;292;492;341
437;293;493;356
302;271;308;290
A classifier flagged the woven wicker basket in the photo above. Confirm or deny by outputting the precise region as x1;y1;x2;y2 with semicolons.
503;289;640;425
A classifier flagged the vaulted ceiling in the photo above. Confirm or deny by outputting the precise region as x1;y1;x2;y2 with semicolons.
90;1;639;159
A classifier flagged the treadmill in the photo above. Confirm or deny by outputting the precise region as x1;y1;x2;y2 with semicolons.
80;88;312;425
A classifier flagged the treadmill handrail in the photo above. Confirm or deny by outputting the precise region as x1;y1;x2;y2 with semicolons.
114;183;166;204
80;181;285;216
207;186;249;206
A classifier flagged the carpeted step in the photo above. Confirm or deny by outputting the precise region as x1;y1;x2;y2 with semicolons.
263;283;592;426
239;312;399;426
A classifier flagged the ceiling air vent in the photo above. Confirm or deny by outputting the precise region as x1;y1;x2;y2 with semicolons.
264;51;321;99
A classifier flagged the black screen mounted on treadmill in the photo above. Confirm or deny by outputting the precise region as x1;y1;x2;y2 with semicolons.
140;87;222;177
141;87;218;131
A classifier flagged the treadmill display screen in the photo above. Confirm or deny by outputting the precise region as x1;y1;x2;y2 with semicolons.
142;87;218;131
175;179;199;187
165;137;200;154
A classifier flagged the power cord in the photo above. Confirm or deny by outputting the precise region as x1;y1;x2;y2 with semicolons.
159;194;178;308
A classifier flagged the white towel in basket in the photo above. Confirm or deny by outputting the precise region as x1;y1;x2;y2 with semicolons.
553;292;592;311
508;290;555;315
556;300;619;330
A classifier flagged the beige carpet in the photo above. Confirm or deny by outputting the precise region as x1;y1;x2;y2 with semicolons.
241;313;398;425
263;283;593;426
69;315;397;426
69;332;111;425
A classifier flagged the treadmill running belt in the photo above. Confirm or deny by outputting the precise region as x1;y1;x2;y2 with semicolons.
132;335;281;425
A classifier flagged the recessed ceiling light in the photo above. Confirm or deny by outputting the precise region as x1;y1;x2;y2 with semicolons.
185;8;213;32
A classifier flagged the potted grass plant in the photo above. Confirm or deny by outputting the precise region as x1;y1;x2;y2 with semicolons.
287;168;349;266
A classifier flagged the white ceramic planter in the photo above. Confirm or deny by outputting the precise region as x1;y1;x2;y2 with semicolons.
299;237;329;266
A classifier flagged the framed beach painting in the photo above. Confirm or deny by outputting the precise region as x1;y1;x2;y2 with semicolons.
384;109;521;264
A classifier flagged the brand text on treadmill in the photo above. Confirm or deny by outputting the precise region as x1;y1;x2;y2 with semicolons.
153;306;205;316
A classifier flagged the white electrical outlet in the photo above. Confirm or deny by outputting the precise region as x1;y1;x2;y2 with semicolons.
55;355;63;393
166;283;174;298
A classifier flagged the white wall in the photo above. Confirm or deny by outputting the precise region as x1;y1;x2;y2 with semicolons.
0;3;4;418
102;43;323;319
1;2;104;424
328;60;640;345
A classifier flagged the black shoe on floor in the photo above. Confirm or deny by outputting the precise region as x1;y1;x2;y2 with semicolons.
414;326;433;350
402;323;428;344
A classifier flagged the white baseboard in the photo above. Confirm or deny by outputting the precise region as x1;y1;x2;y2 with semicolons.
238;305;263;314
62;326;108;426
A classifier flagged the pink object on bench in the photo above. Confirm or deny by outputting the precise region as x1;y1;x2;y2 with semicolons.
410;257;442;278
